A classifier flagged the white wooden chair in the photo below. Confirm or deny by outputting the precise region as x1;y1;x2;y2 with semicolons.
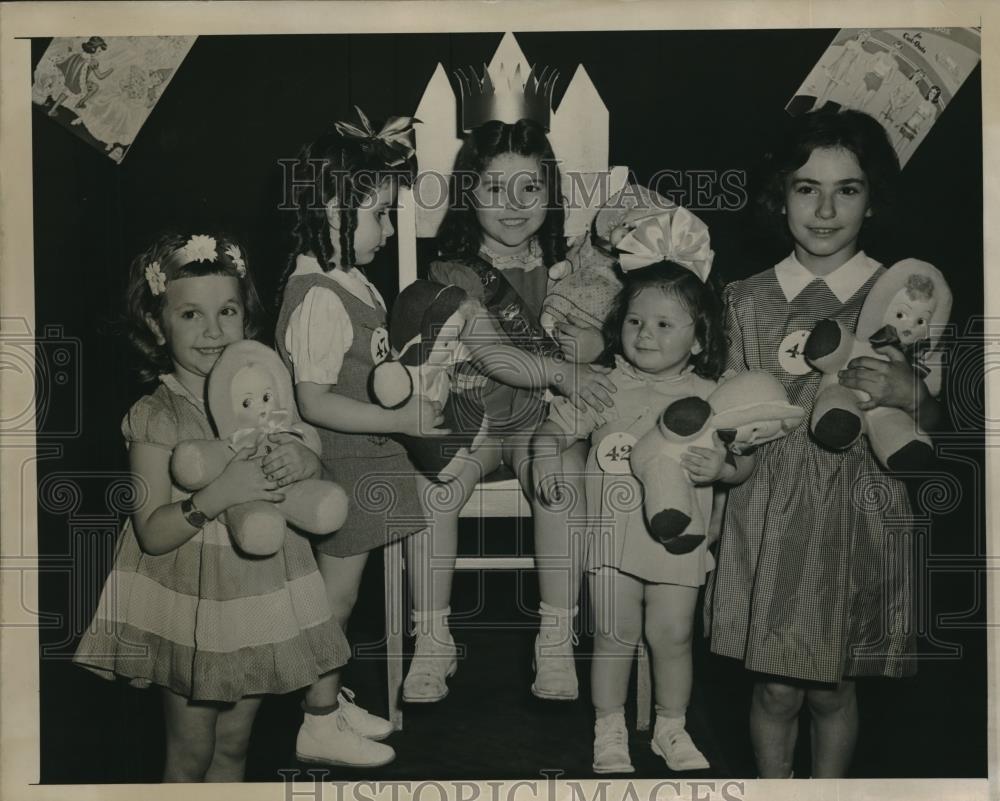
381;33;651;731
382;188;651;731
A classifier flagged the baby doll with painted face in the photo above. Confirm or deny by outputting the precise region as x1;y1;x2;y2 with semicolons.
804;258;951;470
172;340;348;555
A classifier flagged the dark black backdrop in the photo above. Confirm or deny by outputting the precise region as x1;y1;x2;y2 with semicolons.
31;30;985;782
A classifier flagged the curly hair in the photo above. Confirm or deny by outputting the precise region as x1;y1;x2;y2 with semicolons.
435;119;567;266
600;261;727;381
755;108;900;246
124;232;265;382
278;126;416;304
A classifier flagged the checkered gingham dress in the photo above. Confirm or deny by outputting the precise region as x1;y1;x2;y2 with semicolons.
704;263;917;683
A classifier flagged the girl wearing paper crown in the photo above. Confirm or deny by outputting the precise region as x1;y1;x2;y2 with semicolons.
400;61;622;706
532;207;752;773
274;111;432;768
705;109;943;779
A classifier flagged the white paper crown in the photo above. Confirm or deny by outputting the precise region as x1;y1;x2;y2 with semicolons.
455;62;558;132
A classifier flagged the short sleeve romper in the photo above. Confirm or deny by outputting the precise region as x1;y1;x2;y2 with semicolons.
549;359;718;588
73;375;350;702
276;270;426;557
705;253;917;683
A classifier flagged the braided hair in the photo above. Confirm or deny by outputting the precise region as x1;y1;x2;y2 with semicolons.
278;126;416;304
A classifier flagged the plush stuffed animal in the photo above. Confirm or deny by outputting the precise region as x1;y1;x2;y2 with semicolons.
171;340;348;556
630;371;804;554
370;279;488;481
539;185;674;339
803;258;951;471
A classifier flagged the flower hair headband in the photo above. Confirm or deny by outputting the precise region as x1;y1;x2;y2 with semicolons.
615;206;714;282
333;106;420;170
145;234;246;296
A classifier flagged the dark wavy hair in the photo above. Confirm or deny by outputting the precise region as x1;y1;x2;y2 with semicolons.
278;126;416;302
125;232;265;382
756;108;900;246
600;261;726;381
436;119;567;266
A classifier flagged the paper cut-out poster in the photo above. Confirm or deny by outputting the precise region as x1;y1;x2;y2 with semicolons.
32;36;196;163
786;28;980;165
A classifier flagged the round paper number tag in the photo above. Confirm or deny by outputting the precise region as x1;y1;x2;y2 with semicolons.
778;329;812;375
371;327;390;365
596;431;637;475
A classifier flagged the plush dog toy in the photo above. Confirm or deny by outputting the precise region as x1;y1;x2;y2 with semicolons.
630;371;804;554
803;258;951;471
370;279;488;481
171;340;348;556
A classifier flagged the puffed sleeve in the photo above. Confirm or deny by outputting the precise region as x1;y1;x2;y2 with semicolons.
283;286;353;385
722;281;749;377
429;260;486;302
120;394;180;451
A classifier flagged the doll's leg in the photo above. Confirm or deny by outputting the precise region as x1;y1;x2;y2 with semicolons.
644;582;708;770
298;550;396;766
404;445;501;702
205;696;263;781
513;438;588;699
806;679;858;778
751;679;805;778
162;688;219;781
589;568;642;773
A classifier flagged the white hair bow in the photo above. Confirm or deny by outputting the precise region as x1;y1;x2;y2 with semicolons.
616;206;714;282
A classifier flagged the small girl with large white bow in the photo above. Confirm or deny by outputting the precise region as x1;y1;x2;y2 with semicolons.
533;207;750;774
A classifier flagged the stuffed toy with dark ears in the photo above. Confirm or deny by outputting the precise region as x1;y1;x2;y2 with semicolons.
630;371;804;554
370;280;489;481
804;258;951;471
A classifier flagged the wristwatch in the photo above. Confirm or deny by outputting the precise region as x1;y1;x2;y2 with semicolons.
181;497;209;529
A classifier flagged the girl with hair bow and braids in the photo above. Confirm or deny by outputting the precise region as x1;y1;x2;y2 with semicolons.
274;109;437;768
533;208;748;775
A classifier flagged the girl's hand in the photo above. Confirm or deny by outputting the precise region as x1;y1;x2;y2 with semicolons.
680;436;729;484
394;395;450;437
533;454;566;506
556;315;606;364
260;432;321;486
555;363;617;412
838;345;924;413
214;446;286;507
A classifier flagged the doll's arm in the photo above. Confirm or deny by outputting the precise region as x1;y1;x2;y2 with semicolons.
134;443;284;555
171;438;234;490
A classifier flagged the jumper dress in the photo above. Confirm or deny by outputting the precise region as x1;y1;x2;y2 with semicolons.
276;272;426;557
73;375;350;702
705;261;916;683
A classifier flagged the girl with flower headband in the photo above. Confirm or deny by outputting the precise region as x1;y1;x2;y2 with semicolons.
274;110;434;767
73;232;352;781
403;116;620;706
705;109;940;778
533;207;745;774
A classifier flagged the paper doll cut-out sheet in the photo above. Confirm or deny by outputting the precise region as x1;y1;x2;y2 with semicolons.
786;28;980;166
32;36;196;163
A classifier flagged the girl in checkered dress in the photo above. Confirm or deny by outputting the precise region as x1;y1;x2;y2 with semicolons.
705;110;942;778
